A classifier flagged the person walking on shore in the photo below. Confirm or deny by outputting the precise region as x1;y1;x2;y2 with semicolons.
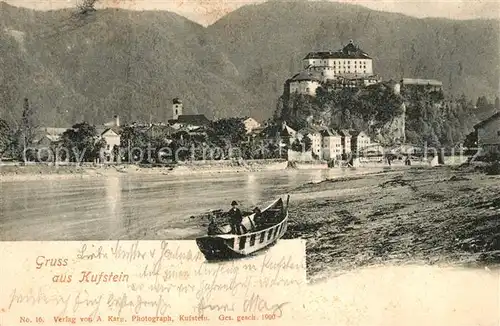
228;201;246;235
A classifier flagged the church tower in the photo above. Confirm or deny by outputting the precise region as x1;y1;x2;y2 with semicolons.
172;98;183;120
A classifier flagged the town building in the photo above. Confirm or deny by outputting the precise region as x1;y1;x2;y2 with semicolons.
35;127;67;146
324;75;381;90
259;121;297;147
303;40;374;76
400;78;443;93
351;131;371;155
167;98;211;130
172;97;183;120
297;126;322;158
96;116;121;161
34;116;122;162
242;117;261;134
279;121;297;145
96;127;120;161
338;129;352;156
287;40;381;96
474;111;500;155
145;123;177;140
320;129;342;160
288;71;322;96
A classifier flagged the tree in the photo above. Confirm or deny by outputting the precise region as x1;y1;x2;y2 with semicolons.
302;136;312;151
210;118;247;144
290;138;302;152
60;122;103;163
0;119;13;157
11;98;39;160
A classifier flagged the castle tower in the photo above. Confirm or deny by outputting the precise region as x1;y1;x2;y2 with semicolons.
172;98;183;120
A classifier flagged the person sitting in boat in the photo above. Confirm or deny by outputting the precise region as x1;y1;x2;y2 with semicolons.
253;207;263;227
228;200;247;235
207;215;219;236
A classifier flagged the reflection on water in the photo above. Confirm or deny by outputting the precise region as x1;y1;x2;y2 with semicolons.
106;177;122;237
0;168;383;241
245;173;259;206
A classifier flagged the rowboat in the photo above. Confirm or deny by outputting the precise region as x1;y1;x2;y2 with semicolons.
195;195;290;261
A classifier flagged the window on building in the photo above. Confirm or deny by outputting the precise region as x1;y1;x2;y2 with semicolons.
497;130;500;136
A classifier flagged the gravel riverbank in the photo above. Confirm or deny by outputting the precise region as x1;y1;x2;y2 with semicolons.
282;166;500;281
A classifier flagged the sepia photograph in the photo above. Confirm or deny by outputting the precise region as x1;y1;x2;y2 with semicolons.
0;0;499;324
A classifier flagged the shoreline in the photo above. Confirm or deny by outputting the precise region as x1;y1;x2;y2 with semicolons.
0;156;470;182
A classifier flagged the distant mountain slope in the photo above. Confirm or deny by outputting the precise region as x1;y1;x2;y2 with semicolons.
208;1;499;110
0;2;255;126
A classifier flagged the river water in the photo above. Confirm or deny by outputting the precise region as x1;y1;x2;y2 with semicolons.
0;168;383;241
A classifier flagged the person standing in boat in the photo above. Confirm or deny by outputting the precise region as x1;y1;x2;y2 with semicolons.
228;201;246;235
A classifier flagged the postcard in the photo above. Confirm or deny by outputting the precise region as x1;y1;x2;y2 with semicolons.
0;0;499;325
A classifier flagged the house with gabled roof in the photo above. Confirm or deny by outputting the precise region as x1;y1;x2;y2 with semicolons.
350;130;371;155
297;126;322;158
338;129;352;155
242;117;261;134
320;129;342;160
95;125;121;162
474;111;500;155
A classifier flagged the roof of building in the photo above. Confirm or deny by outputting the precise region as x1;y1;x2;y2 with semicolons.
147;124;177;135
303;41;371;60
168;114;210;126
38;134;61;143
39;127;67;135
474;111;500;129
304;51;372;60
282;124;297;136
96;127;120;136
290;71;323;82
243;117;259;122
259;122;297;138
33;127;67;143
350;130;368;137
320;129;340;137
250;126;265;134
401;78;443;86
298;126;322;136
337;129;351;137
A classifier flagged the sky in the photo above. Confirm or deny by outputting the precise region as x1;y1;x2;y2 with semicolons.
5;0;500;26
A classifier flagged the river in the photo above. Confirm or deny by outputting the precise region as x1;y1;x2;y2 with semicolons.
0;168;383;241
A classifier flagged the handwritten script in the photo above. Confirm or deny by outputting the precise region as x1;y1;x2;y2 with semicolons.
1;240;306;324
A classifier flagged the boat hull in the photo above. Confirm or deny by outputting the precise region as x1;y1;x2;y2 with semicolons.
195;237;246;261
195;197;288;261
